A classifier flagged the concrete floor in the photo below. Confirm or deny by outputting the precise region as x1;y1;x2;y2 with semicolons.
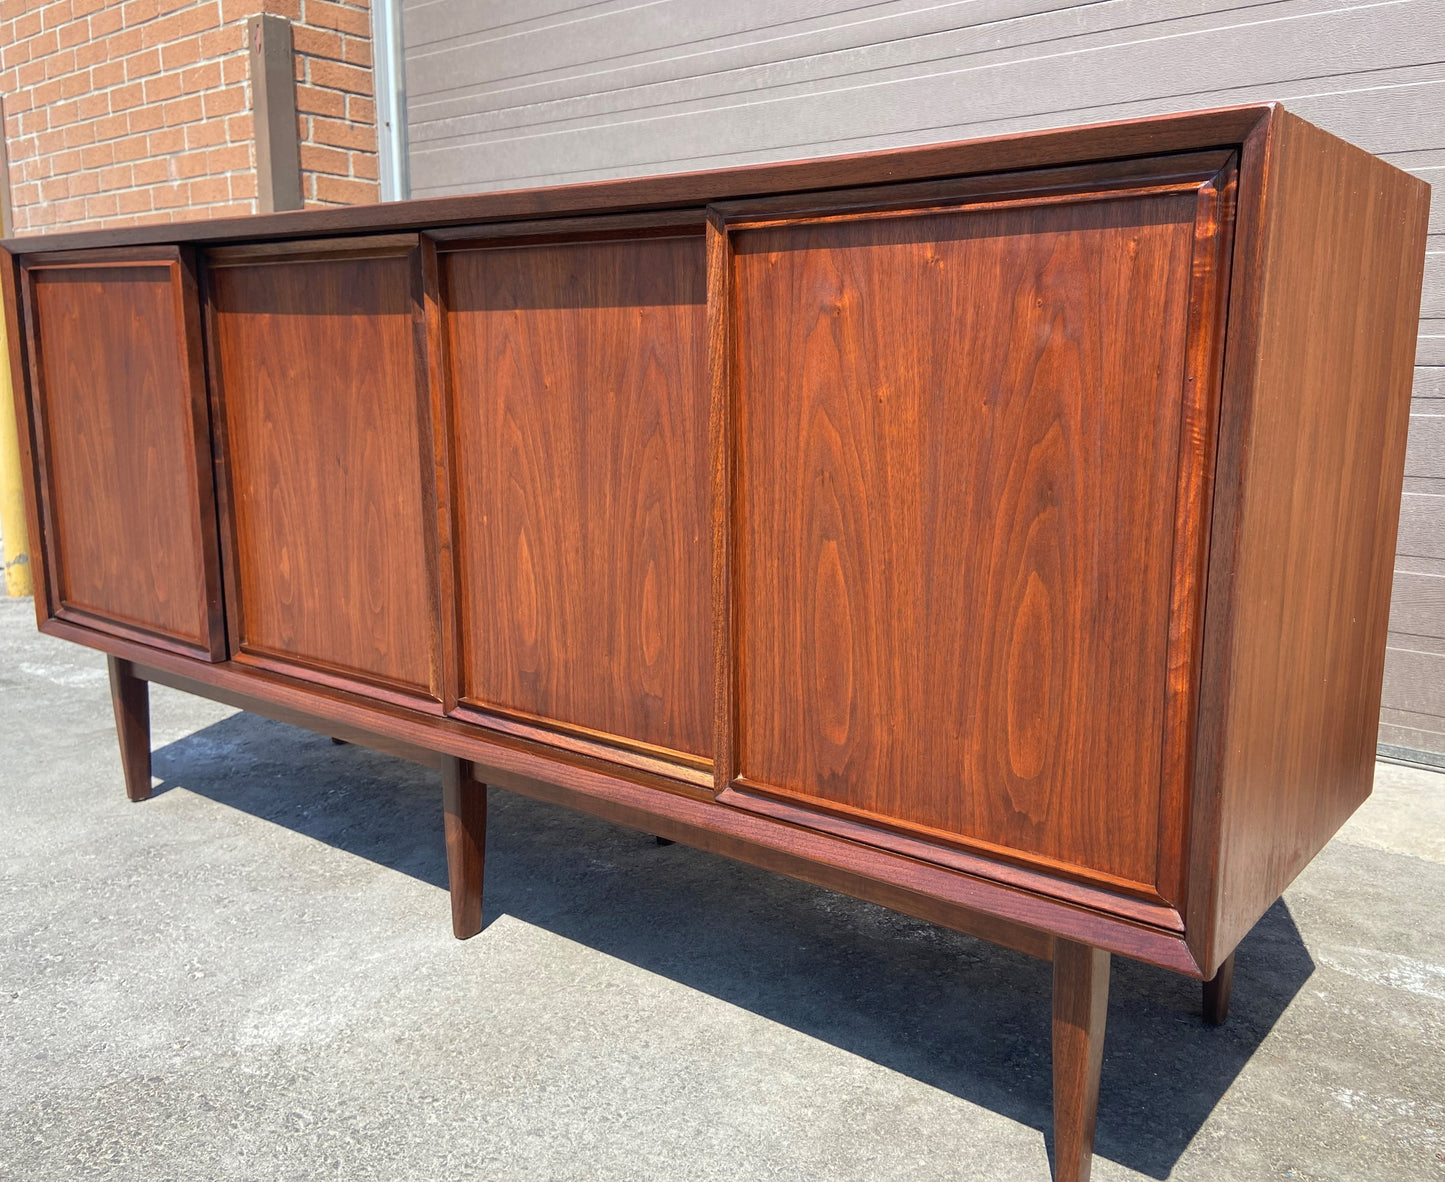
1;595;1442;1182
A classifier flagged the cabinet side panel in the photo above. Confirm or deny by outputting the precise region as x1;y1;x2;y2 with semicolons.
1209;112;1430;966
734;193;1199;890
25;261;214;651
445;234;712;759
209;254;441;699
1;250;49;622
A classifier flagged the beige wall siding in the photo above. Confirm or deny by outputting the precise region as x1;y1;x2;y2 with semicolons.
401;0;1445;759
1386;366;1445;760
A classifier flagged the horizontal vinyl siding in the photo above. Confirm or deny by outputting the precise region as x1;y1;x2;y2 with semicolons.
402;0;1445;758
1389;362;1445;759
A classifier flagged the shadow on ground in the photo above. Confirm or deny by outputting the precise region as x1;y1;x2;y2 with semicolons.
151;710;1314;1180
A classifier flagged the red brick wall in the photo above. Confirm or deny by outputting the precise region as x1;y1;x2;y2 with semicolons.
0;0;378;233
290;0;376;206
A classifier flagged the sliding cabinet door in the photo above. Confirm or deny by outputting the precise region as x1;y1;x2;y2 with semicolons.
440;225;712;780
721;158;1235;907
206;238;445;707
21;247;224;659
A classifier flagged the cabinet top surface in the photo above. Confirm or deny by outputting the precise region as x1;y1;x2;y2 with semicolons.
2;104;1278;258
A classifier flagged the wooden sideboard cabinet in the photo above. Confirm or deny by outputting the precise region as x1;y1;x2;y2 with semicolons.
2;104;1428;1181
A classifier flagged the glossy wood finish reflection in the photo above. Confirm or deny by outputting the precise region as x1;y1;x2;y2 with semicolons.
2;105;1431;1182
207;243;443;703
444;233;712;762
732;193;1198;893
20;250;222;657
107;655;153;803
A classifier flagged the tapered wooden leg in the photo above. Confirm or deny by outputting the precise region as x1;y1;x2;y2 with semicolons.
1052;939;1110;1182
1203;953;1235;1026
107;656;152;802
441;755;486;940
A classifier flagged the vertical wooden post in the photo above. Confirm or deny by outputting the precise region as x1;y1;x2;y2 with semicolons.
441;755;486;939
0;95;12;238
247;14;303;213
1052;939;1110;1182
107;656;152;802
1203;952;1235;1026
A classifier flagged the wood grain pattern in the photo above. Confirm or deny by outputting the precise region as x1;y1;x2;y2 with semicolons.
419;236;462;714
107;655;152;803
732;190;1200;893
6;105;1428;998
444;232;712;761
1052;940;1110;1182
2;104;1430;1182
706;210;737;791
207;247;443;702
20;252;222;657
1151;165;1237;910
1194;109;1431;973
46;612;1206;971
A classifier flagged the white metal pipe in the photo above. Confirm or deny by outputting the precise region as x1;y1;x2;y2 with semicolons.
370;0;410;202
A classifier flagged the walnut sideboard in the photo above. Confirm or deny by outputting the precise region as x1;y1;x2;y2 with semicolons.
2;104;1428;1180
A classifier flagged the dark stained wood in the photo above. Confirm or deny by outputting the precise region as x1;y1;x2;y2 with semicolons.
7;104;1425;983
441;755;487;940
430;208;706;249
1;106;1275;257
205;242;444;704
710;150;1234;227
419;234;462;715
706;209;737;793
1203;951;1235;1026
1150;163;1237;910
107;656;152;802
730;184;1203;896
57;617;1205;968
1191;109;1431;975
718;783;1185;932
207;234;418;266
1052;939;1110;1182
443;231;712;764
1180;114;1274;979
19;249;223;659
3;105;1433;1180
